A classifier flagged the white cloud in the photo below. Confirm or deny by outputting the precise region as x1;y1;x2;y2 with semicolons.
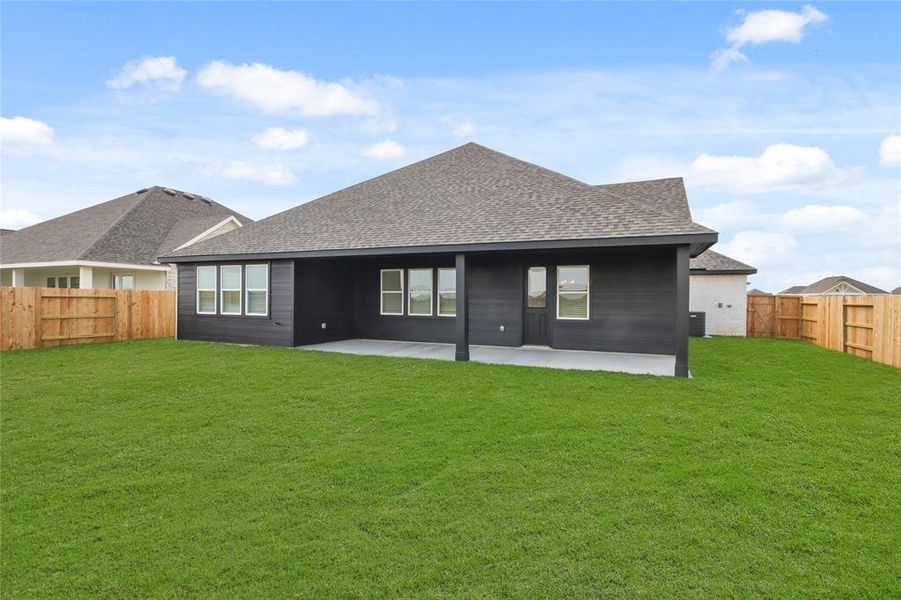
196;61;377;116
690;143;845;193
361;139;405;160
718;230;799;268
360;117;398;134
218;161;296;185
107;56;186;91
252;127;309;150
712;5;828;71
696;201;764;231
0;208;42;229
878;134;901;167
452;121;477;139
776;204;863;233
0;116;54;146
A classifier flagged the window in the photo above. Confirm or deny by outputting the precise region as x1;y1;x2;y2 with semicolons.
527;267;547;308
380;269;404;315
113;274;135;289
437;268;456;316
220;266;242;315
245;264;269;316
46;276;71;288
408;268;433;316
557;265;589;320
70;277;80;289
196;266;217;314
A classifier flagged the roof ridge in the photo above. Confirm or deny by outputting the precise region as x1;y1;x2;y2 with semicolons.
285;142;590;217
76;187;154;260
592;176;683;188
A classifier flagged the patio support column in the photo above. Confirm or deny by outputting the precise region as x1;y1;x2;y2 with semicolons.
79;265;93;289
11;269;25;287
455;253;469;361
674;245;690;377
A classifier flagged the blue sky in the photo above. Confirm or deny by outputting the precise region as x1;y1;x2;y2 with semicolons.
2;2;899;291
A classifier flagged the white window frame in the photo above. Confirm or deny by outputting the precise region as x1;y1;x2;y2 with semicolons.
437;268;456;317
407;268;433;317
196;265;217;315
244;264;269;317
113;273;135;290
380;268;404;316
220;265;243;316
556;265;590;321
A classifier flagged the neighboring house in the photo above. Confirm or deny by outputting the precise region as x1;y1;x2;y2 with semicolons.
162;143;717;377
688;249;757;336
779;276;889;296
747;288;770;295
893;286;901;295
0;187;249;290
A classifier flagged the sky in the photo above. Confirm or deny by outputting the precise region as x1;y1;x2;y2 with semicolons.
1;1;899;292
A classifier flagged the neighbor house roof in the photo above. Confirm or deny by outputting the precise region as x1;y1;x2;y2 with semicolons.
164;143;715;261
799;276;888;295
747;288;770;295
689;249;756;274
779;285;807;295
893;286;901;295
1;187;250;266
780;276;889;295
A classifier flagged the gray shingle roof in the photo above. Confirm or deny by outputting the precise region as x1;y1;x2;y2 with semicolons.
799;276;889;295
780;277;889;295
0;187;250;266
167;143;714;259
689;249;756;274
747;288;770;295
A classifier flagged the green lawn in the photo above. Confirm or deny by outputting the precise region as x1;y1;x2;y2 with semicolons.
2;338;899;598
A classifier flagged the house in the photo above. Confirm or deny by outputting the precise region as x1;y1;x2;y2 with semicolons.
688;249;757;336
0;187;249;290
779;276;889;296
893;287;901;295
162;143;718;377
747;288;770;295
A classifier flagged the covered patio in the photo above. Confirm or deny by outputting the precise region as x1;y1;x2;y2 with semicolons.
297;338;677;376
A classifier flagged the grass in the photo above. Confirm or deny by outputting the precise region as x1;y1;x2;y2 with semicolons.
2;338;899;598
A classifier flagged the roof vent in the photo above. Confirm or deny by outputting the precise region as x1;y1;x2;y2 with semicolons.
136;188;149;194
162;188;177;196
183;192;195;200
200;196;213;205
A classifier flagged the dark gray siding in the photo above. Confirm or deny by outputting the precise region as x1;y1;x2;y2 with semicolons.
548;248;676;355
294;259;356;345
353;256;456;343
182;247;679;356
467;255;523;346
177;260;294;347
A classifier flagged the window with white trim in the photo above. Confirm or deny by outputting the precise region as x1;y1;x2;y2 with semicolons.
438;268;456;316
380;269;404;315
196;266;217;314
113;274;135;289
557;265;589;320
408;268;433;316
220;265;242;315
245;264;269;316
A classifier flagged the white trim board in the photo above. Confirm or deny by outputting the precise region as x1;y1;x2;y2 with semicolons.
0;260;171;271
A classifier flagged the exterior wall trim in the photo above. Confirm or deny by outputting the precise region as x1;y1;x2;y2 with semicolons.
0;260;171;271
162;233;718;263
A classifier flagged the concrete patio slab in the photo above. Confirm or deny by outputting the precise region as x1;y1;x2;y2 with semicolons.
297;339;675;376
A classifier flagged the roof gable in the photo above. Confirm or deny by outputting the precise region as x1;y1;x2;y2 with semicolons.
168;143;714;258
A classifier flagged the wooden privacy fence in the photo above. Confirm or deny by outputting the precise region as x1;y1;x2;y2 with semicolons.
746;293;901;369
0;287;176;351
